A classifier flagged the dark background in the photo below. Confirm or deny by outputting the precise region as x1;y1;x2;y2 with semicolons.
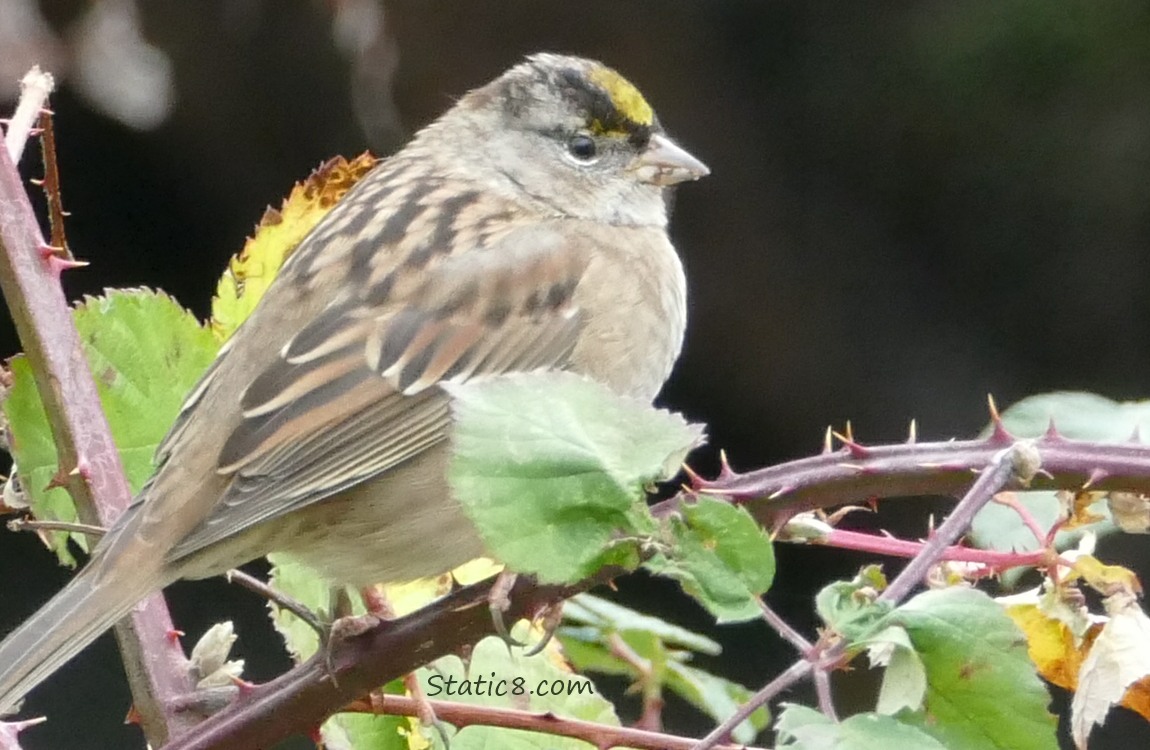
2;1;1150;747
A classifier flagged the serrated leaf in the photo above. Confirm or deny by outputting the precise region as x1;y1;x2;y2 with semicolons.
3;289;219;564
210;153;378;341
814;565;892;642
446;371;704;584
265;552;342;661
883;587;1056;750
775;704;948;750
322;680;410;750
414;633;619;750
864;626;927;715
646;497;775;623
1071;594;1150;748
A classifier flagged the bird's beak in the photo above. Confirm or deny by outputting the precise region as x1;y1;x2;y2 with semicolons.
632;133;710;186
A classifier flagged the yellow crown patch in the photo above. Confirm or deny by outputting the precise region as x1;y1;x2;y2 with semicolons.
588;65;654;129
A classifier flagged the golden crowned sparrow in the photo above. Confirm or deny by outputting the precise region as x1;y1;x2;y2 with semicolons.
0;52;707;713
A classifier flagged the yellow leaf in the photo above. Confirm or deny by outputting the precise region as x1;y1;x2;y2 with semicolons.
1006;602;1099;692
379;558;503;617
210;152;378;340
1070;555;1144;597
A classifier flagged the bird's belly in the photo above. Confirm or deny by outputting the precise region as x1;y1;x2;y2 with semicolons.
271;443;485;587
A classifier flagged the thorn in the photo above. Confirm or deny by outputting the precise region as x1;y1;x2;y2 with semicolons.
1083;468;1109;489
907;419;917;445
124;705;143;726
717;450;735;480
166;629;185;643
767;485;794;500
228;674;257;696
43;465;70;491
45;254;88;278
681;462;703;489
39;107;55;116
37;242;63;259
1043;419;1063;442
832;431;871;459
68;457;91;481
986;394;1014;444
29;178;44;186
844;420;855;442
822;426;834;454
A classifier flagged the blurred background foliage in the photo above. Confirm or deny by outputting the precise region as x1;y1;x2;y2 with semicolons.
1;1;1149;747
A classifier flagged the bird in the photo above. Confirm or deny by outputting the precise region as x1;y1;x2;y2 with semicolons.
0;52;708;715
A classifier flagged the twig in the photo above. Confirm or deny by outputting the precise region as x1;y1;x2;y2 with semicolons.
756;599;812;654
0;69;194;743
877;443;1027;605
693;661;813;750
815;527;1051;572
3;68;53;163
813;671;837;721
606;632;663;731
34;108;69;256
6;517;106;538
355;693;765;750
225;569;324;635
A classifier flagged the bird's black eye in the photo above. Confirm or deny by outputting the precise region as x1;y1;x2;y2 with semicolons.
567;134;597;162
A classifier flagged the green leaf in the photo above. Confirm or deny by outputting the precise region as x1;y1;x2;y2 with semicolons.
646;497;775;622
266;552;423;749
3;290;219;564
446;371;704;584
863;626;927;715
321;682;410;750
814;565;892;641
415;632;620;749
264;551;348;661
558;593;765;743
776;704;949;750
989;391;1150;441
665;661;770;744
881;587;1057;750
562;593;721;655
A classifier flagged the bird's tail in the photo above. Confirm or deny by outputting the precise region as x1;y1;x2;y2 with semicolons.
0;558;157;716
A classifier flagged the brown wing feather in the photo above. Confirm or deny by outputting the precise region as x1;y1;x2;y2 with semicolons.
167;224;588;562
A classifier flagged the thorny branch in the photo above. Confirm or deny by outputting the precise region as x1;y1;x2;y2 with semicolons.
689;441;1038;750
0;68;195;744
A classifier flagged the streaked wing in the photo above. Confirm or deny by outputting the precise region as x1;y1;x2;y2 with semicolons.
168;224;588;562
